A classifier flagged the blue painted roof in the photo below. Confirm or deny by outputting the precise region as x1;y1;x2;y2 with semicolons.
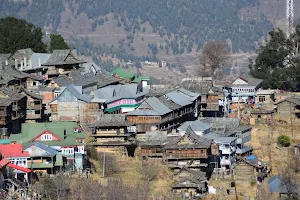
24;142;59;156
268;175;298;194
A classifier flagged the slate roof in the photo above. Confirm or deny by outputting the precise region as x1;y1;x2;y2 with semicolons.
12;48;34;60
0;65;43;85
90;84;145;103
200;117;250;137
172;177;206;189
145;88;174;97
174;166;207;181
0;54;11;67
24;142;59;156
52;76;73;87
10;122;85;147
110;67;135;79
82;62;103;74
157;96;181;110
164;126;212;149
274;96;300;105
23;89;43;99
127;97;172;116
42;50;85;66
178;120;211;132
88;114;135;127
0;87;25;101
234;73;263;87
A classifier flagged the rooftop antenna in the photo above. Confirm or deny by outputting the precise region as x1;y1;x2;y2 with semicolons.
286;0;294;39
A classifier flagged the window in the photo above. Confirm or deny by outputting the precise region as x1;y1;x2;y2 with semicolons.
54;91;61;97
259;96;266;103
32;81;37;86
41;134;52;141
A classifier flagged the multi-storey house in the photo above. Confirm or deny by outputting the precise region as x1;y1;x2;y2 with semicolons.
0;144;30;182
126;88;200;132
90;84;146;114
164;127;213;170
22;90;43;122
180;77;226;117
41;50;85;79
10;122;85;171
50;84;99;124
24;142;63;174
11;48;51;77
230;73;263;104
88;115;136;154
0;87;26;133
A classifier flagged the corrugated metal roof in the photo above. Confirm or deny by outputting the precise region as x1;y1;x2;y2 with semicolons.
30;53;51;67
62;84;92;102
166;91;192;106
24;142;58;156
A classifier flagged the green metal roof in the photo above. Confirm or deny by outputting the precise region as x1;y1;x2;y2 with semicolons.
132;76;151;83
10;122;86;147
110;67;134;79
0;139;11;144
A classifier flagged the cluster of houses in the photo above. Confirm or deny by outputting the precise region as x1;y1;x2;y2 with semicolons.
0;48;290;198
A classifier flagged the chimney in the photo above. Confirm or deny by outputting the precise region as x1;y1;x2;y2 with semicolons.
15;59;18;68
38;58;41;67
5;60;8;66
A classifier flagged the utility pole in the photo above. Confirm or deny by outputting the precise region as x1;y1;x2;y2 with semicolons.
102;152;106;178
237;93;240;118
268;115;273;174
290;103;294;138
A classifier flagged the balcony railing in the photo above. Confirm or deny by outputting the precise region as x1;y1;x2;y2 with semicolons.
219;147;236;154
28;162;54;169
236;146;253;154
166;153;208;159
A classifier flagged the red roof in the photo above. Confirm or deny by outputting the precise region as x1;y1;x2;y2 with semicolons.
7;163;31;173
0;158;10;168
0;144;30;158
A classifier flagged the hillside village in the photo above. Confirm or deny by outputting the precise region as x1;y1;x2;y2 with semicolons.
0;46;299;200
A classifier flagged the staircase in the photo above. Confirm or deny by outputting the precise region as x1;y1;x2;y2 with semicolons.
235;162;254;183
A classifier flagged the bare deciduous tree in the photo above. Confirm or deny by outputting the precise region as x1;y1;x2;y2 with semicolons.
197;40;231;78
98;152;120;177
139;160;160;181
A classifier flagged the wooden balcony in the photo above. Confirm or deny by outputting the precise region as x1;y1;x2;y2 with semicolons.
26;114;41;119
27;105;42;110
166;153;208;159
12;105;20;111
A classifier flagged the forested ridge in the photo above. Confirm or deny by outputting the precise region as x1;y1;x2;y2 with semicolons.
0;0;272;54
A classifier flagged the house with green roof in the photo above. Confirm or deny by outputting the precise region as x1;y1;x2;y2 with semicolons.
110;67;135;80
132;76;151;89
10;122;86;171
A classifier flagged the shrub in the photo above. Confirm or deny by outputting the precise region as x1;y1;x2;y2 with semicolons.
277;135;291;147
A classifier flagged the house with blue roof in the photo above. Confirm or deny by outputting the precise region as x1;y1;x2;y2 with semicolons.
49;84;99;124
268;175;298;198
24;142;64;174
